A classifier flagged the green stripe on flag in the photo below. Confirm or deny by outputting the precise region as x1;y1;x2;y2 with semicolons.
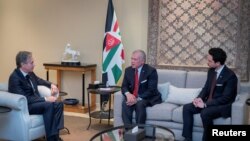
103;44;119;72
112;64;122;83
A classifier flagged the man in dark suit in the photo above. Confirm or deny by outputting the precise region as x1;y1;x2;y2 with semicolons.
182;48;238;141
121;49;162;125
8;51;64;141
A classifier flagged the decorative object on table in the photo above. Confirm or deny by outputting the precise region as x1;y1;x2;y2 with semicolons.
61;43;81;65
124;126;145;141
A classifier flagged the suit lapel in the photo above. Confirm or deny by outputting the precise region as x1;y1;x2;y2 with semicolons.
217;66;229;83
139;65;146;83
16;69;35;90
15;68;26;80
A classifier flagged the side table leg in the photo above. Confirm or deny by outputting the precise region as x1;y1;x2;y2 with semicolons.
82;73;85;106
99;102;102;124
87;91;91;130
108;94;112;125
46;70;49;81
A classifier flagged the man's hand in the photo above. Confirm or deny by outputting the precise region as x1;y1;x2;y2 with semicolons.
45;96;57;102
193;97;206;108
126;93;137;106
51;84;59;96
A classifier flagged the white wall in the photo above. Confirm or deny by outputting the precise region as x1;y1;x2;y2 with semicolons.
0;0;148;103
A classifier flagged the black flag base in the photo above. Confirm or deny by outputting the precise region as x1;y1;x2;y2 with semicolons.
101;72;109;105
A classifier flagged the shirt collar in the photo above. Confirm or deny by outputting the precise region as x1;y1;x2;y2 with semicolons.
19;69;29;77
215;65;224;78
138;66;142;73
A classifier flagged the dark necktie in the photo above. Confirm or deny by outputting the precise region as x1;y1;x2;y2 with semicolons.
133;69;139;97
208;71;217;101
26;75;32;85
26;75;35;92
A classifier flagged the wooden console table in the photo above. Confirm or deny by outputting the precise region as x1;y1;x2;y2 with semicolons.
43;62;97;113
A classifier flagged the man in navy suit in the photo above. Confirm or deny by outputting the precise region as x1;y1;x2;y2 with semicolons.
121;49;162;125
182;48;238;141
8;51;64;141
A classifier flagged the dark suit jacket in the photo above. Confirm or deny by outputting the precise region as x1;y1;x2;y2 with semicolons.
8;68;51;105
198;66;238;117
121;64;162;106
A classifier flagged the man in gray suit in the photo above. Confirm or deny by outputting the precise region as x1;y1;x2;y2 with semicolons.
121;49;162;125
182;48;238;141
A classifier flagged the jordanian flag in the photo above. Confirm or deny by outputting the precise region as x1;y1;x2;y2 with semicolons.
102;0;125;87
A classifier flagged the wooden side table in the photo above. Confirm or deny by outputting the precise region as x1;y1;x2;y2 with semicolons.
43;62;97;113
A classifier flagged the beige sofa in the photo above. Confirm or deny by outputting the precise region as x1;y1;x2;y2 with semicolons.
114;69;249;141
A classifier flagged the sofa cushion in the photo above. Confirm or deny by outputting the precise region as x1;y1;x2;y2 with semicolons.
145;103;179;121
157;82;170;101
186;71;207;88
172;106;231;127
157;69;186;88
194;114;231;127
165;85;201;105
172;106;203;127
172;106;183;123
213;117;231;125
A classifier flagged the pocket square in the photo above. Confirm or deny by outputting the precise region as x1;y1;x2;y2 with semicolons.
141;80;147;83
216;84;223;86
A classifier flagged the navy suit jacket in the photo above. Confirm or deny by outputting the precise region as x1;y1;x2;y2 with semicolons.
121;64;162;106
198;66;238;117
8;68;51;105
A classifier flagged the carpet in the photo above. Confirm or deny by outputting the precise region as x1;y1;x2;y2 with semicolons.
35;115;113;141
61;115;113;141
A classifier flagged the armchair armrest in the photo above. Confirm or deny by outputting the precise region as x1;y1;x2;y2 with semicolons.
231;93;250;124
0;91;28;112
0;91;33;141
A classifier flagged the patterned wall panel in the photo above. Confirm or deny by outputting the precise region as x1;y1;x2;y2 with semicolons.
148;0;250;81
